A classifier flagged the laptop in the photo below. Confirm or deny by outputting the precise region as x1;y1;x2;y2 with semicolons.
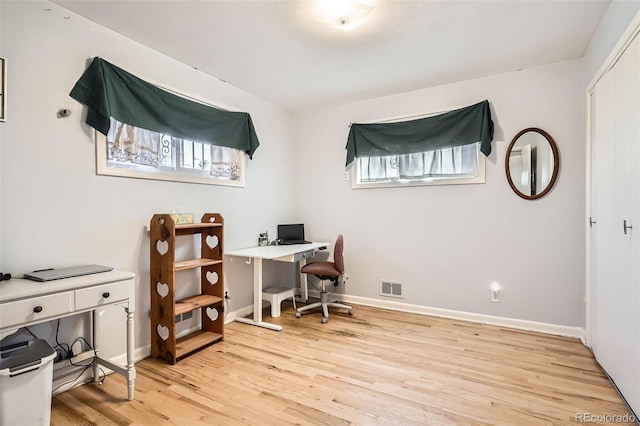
277;224;311;245
24;264;114;282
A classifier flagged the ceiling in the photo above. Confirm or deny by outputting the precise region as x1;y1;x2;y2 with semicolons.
53;0;611;112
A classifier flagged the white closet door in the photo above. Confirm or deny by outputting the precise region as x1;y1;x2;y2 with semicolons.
621;32;640;413
613;32;640;413
590;66;616;366
590;32;640;414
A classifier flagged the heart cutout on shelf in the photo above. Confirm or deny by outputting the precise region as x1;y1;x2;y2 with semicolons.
206;235;219;249
209;216;216;223
156;282;169;298
206;307;219;322
206;271;219;285
156;240;169;256
156;324;170;341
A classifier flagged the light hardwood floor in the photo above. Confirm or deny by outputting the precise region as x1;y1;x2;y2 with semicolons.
51;303;635;425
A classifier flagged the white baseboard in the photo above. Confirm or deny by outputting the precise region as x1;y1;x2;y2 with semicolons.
111;346;151;366
110;297;584;367
223;306;254;324
306;290;585;340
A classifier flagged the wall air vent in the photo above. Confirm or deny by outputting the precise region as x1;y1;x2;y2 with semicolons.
380;279;403;298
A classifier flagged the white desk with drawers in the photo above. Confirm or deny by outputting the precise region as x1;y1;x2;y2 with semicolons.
0;270;136;400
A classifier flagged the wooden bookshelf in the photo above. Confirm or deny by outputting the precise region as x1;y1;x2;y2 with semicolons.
150;213;225;364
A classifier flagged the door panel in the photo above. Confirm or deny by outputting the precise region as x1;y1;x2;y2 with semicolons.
590;32;640;415
590;68;616;365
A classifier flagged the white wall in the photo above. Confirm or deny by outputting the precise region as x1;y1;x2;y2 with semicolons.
294;59;586;327
0;1;296;356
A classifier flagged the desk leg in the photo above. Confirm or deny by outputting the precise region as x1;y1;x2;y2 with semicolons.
92;307;137;400
92;309;100;383
300;259;309;302
126;307;136;400
235;258;283;331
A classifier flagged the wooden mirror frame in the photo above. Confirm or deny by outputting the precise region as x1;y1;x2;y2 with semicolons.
505;127;559;200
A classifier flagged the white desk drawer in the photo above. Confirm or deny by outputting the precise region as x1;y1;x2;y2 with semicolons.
292;249;317;262
0;292;74;329
76;281;129;310
274;249;318;263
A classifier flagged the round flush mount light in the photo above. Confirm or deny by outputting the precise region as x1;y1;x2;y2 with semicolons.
313;0;376;30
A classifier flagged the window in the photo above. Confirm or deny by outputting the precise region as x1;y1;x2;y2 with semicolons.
345;100;493;189
352;142;485;188
70;57;259;187
96;118;245;187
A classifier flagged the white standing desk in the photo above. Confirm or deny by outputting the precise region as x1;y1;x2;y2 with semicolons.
226;242;328;331
0;270;136;400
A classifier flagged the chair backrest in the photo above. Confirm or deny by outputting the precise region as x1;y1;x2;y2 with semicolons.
334;234;344;274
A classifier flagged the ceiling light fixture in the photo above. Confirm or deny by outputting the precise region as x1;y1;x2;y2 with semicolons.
314;0;376;31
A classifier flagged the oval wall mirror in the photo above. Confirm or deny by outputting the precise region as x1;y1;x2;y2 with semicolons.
505;128;559;200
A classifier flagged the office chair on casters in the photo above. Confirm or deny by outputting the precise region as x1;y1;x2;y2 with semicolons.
296;234;353;324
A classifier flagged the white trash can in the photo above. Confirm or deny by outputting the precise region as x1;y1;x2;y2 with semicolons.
0;339;57;426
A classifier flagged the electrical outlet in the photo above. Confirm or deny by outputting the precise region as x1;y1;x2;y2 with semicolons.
490;281;501;303
225;290;230;299
343;171;349;181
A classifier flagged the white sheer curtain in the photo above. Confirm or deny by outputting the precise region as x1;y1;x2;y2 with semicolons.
106;118;161;167
106;118;243;180
210;145;242;179
358;143;480;182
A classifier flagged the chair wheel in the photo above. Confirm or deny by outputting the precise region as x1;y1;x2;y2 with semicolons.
321;317;328;324
296;312;301;318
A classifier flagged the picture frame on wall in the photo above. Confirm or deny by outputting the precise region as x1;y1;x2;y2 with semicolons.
0;57;5;121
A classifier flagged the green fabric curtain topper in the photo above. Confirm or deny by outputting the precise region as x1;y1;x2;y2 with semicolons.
69;57;260;158
345;100;493;167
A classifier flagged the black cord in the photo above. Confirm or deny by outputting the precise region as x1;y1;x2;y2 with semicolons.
19;320;101;389
55;319;63;347
54;319;72;360
53;336;99;390
98;367;106;385
71;336;93;353
68;336;96;366
71;336;93;351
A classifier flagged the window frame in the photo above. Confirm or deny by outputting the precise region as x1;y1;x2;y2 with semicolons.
93;78;246;188
96;131;246;187
351;148;486;189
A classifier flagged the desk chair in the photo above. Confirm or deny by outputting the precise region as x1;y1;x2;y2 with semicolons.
295;235;353;324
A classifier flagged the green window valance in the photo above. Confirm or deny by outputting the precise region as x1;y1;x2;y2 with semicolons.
345;100;494;167
69;57;260;158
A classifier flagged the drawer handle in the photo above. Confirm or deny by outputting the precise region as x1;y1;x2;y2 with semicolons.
102;292;110;299
33;306;43;313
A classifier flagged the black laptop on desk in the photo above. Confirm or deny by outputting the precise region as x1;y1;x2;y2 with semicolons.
277;224;311;245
